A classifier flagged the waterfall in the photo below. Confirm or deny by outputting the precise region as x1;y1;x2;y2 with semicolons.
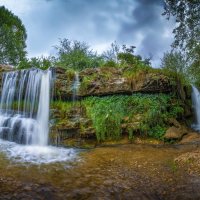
191;85;200;131
0;68;52;145
72;72;80;103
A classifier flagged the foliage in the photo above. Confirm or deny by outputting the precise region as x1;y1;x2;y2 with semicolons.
0;6;27;65
117;45;151;70
51;101;77;119
160;51;190;86
55;39;104;71
51;93;183;142
84;94;183;141
161;51;187;74
84;96;124;141
102;41;120;62
163;1;200;85
163;0;200;52
17;56;56;70
103;60;118;68
187;44;200;86
102;42;152;70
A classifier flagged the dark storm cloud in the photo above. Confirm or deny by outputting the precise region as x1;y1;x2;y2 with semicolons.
0;0;175;66
23;0;126;56
118;0;174;66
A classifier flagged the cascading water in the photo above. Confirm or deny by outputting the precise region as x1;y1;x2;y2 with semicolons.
191;85;200;131
72;72;80;103
0;68;76;164
0;68;51;145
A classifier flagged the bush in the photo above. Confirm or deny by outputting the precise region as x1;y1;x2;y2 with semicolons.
84;94;183;141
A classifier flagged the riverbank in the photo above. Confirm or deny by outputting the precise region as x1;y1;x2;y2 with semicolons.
0;142;200;199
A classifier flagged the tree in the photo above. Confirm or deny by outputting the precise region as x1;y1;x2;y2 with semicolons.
161;51;187;74
163;1;200;84
117;44;151;69
0;6;27;65
55;39;104;70
103;42;152;69
163;1;200;52
17;56;56;70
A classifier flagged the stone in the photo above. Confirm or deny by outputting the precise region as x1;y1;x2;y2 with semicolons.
164;126;187;140
0;64;13;72
179;132;200;144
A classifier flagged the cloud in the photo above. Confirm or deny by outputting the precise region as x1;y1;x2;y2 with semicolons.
0;0;175;66
117;0;175;67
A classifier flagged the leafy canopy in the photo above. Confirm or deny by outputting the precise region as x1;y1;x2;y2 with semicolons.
102;42;152;69
55;39;104;71
161;51;187;74
17;56;56;70
0;6;27;65
163;1;200;85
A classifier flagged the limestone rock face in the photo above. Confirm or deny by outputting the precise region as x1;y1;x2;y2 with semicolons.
54;67;173;100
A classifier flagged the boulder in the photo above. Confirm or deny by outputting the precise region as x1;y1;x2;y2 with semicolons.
179;132;200;144
164;126;188;140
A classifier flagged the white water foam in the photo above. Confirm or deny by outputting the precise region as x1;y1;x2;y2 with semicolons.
0;139;77;164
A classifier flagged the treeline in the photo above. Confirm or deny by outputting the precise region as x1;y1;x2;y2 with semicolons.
17;39;152;72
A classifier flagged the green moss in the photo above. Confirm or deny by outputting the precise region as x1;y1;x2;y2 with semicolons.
65;69;76;81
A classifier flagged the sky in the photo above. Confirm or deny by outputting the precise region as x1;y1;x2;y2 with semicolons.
0;0;175;67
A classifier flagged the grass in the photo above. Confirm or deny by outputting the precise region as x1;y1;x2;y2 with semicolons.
51;93;184;142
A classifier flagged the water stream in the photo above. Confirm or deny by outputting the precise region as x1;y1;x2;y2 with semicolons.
72;72;80;103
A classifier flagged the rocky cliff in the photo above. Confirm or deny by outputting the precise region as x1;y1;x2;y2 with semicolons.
50;66;193;147
54;67;174;100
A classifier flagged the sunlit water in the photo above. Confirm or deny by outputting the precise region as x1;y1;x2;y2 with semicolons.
0;139;77;164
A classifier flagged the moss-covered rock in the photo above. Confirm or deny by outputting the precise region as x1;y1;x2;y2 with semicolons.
54;67;175;100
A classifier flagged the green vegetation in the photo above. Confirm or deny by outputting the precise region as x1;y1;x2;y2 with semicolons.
160;51;190;87
55;39;104;71
163;1;200;85
17;56;56;70
0;6;27;65
51;94;184;142
85;94;183;141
